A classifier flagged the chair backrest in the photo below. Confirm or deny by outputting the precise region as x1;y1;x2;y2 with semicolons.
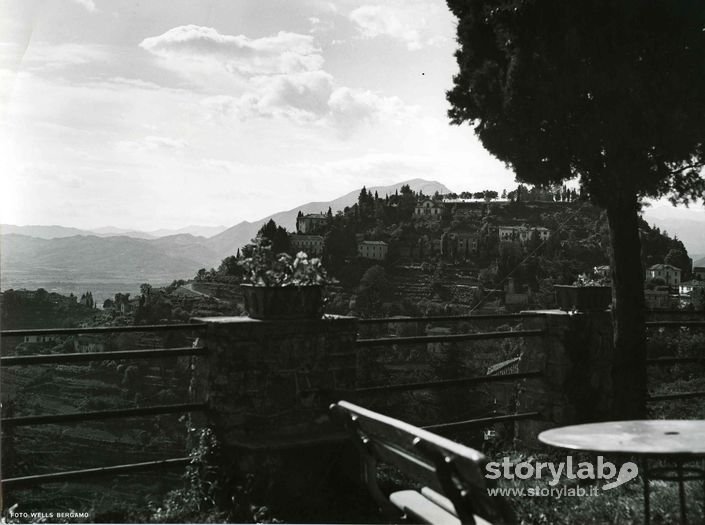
330;400;512;524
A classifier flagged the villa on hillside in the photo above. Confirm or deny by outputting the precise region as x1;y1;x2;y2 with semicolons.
593;265;611;279
644;288;675;310
290;234;324;256
296;213;328;234
441;231;480;258
679;280;705;296
413;199;443;218
646;263;682;287
498;225;550;244
443;197;510;205
358;240;388;261
23;335;59;344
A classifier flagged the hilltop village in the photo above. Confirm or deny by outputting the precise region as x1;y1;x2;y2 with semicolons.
185;184;700;319
3;184;701;331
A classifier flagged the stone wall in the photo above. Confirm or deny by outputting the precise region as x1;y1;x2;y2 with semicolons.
191;315;359;515
192;315;357;448
192;310;619;508
515;310;614;448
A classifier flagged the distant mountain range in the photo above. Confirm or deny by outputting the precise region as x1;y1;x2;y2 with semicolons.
4;179;703;293
640;203;705;263
1;224;229;240
206;178;451;259
1;179;450;289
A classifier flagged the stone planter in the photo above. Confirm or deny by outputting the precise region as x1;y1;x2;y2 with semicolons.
554;285;612;312
241;284;323;320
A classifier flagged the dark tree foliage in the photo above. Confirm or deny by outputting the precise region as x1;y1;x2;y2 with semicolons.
664;248;692;281
447;0;705;418
323;224;358;272
257;219;290;254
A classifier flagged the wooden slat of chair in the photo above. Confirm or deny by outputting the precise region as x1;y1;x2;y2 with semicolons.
330;401;514;525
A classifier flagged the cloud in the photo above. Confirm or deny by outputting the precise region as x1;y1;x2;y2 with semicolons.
327;86;406;129
71;0;96;12
13;43;108;72
350;5;422;50
308;15;335;35
140;25;323;76
116;135;188;153
349;3;448;50
143;25;412;134
202;73;406;132
287;153;437;195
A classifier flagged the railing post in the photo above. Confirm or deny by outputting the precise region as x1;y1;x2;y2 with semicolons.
192;315;359;512
515;310;614;448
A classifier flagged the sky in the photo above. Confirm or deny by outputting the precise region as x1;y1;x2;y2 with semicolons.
0;0;520;231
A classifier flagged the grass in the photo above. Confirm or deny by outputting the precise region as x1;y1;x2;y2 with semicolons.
489;452;705;525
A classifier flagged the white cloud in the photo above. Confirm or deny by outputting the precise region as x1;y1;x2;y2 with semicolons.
116;135;188;153
140;25;323;76
71;0;96;13
241;70;334;121
12;42;108;72
201;73;407;132
350;5;422;50
139;25;414;133
287;153;437;196
327;86;408;131
349;2;448;50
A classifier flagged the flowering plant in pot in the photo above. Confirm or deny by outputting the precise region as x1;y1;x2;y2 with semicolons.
554;273;612;312
238;241;331;319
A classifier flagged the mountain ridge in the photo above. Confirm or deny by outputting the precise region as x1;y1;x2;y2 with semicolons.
1;179;450;289
204;179;451;260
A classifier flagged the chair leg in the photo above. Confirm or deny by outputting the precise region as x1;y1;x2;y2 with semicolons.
642;459;650;525
677;461;687;525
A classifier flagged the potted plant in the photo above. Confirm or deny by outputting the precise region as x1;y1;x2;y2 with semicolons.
554;273;612;312
238;241;331;320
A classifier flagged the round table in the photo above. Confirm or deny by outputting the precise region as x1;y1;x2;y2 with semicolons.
539;420;705;524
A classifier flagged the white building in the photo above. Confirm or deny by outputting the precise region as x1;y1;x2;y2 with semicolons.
296;213;328;234
498;225;550;244
646;264;682;287
414;199;443;218
358;240;388;260
290;234;324;256
679;280;705;296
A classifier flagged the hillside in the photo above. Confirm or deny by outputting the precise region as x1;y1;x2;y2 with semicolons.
4;179;696;306
205;179;450;260
0;234;217;286
1;224;95;239
641;204;705;258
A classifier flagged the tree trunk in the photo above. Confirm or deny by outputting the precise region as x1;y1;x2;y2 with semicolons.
605;187;647;419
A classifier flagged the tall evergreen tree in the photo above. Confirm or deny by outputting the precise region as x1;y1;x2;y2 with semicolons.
447;0;705;417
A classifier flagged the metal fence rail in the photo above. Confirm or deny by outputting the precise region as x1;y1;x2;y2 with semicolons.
345;371;543;395
358;312;548;325
1;346;207;367
647;357;705;366
1;402;208;427
357;328;544;347
647;391;705;402
645;321;705;328
423;411;542;432
0;322;207;338
1;457;192;490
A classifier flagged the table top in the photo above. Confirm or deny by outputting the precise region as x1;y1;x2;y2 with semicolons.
538;420;705;456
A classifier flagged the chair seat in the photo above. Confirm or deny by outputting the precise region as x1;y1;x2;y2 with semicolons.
390;489;492;525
